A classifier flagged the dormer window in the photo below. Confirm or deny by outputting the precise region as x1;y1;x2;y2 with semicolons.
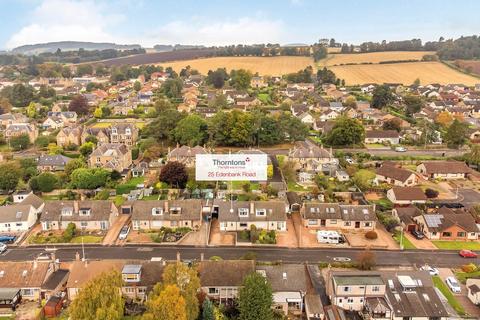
79;208;91;216
111;128;117;134
61;207;73;216
170;207;181;215
256;209;266;217
125;128;131;135
152;208;163;216
238;208;249;217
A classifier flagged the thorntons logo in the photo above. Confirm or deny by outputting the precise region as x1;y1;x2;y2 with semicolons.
213;157;250;166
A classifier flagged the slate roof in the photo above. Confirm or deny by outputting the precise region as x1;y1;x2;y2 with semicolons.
168;145;207;158
424;207;478;233
376;166;415;183
20;193;44;210
256;264;309;292
290;141;332;159
303;203;376;221
41;269;69;290
131;199;202;221
366;130;400;139
38;154;72;167
419;161;470;174
214;200;287;222
40;200;114;222
90;143;129;157
0;204;33;223
198;260;255;287
390;187;427;201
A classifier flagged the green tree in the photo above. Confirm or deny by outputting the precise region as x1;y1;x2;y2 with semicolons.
3;83;35;107
70;168;110;189
65;158;86;177
230;69;252;90
465;144;480;166
69;271;123;320
238;272;274;320
352;169;376;190
326;117;365;146
173;115;208;146
161;262;201;320
26;102;37;118
258;116;282;146
278;113;309;142
79;142;95;157
9;134;31;151
29;172;58;192
144;109;185;142
382;118;402;132
206;68;228;89
143;284;187;320
444;119;468;149
371;85;394;109
202;298;214;320
404;94;423;116
75;64;93;77
160;161;189;188
62;222;77;242
0;163;21;191
162;78;183;99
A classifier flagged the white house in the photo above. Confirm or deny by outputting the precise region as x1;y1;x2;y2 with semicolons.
0;204;37;232
386;187;427;205
467;278;480;305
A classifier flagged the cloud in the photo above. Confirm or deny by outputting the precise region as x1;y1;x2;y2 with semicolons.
6;0;124;48
143;16;287;47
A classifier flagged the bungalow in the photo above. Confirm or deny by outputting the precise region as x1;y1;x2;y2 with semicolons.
130;199;203;231
42;117;64;130
40;200;119;231
416;161;470;180
0;113;28;128
413;207;479;240
299;112;315;126
291;104;310;117
375;165;417;187
213;200;287;232
0;204;37;232
392;206;422;231
386;187;427;205
302;203;376;230
37;154;72;172
365;130;400;145
250;76;267;88
466;278;480;305
46;111;77;125
198;260;255;304
319;109;339;122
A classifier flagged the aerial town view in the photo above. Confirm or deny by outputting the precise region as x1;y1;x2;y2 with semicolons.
1;0;480;319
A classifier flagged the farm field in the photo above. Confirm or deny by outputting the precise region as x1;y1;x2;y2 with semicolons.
159;56;314;76
318;51;435;67
328;61;480;85
453;60;480;75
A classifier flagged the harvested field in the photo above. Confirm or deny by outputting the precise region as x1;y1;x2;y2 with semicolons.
327;47;342;53
328;61;480;85
319;51;434;67
453;60;480;76
159;56;314;76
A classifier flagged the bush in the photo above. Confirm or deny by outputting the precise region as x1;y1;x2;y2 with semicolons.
62;222;77;242
425;188;439;198
461;263;477;273
365;231;378;240
357;249;376;270
239;230;250;241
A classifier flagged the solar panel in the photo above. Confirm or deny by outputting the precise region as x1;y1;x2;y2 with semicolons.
424;214;443;228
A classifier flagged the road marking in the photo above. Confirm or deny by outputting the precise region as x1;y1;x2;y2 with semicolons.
137;247;153;252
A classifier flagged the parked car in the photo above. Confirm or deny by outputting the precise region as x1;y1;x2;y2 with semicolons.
0;235;16;243
118;225;130;240
345;157;355;164
0;243;7;254
459;249;478;258
446;276;461;293
420;265;439;276
410;230;424;240
395;146;407;152
333;257;351;262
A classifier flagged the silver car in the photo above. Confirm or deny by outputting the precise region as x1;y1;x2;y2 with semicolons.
118;225;130;240
446;276;461;293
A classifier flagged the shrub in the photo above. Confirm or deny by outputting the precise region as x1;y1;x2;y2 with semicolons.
239;230;250;241
357;249;376;270
425;188;439;198
365;231;378;240
461;263;477;273
62;222;77;242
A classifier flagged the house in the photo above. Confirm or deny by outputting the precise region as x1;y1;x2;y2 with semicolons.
89;143;132;172
251;76;267;88
256;264;309;317
121;262;164;301
81;127;110;146
302;203;376;230
12;190;33;203
4;123;38;143
213;200;287;232
299;112;315;126
287;83;314;92
66;260;124;300
335;170;350;182
466;278;480;305
37;154;72;172
130;199;203;231
40;200;119;231
286;192;302;212
291;104;310;117
0;261;54;302
41;117;64;130
0;204;38;232
46;111;78;125
167;145;208;167
386;187;427;205
416;161;470;180
56;125;83;147
0;113;28;128
413;207;479;240
198;260;255;304
110;123;139;147
319;109;340;122
375;165;417;187
41;268;69;301
365;130;400;145
288;141;336;173
392;206;422;231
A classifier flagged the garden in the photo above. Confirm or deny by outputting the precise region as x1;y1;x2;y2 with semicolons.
237;225;276;245
29;223;103;244
149;227;192;243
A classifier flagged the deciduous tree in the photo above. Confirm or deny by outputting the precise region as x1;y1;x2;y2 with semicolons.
238;272;274;320
371;85;394;109
143;284;187;320
159;161;189;188
0;163;21;191
69;95;90;115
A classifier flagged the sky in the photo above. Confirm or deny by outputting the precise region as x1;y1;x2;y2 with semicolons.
1;0;480;50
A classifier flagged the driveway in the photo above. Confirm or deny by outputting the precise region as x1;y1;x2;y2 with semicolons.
292;213;349;248
344;228;398;250
178;222;208;246
209;219;235;246
276;218;298;248
103;214;130;245
404;232;437;250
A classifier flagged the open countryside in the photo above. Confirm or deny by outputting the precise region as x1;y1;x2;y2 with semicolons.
329;61;480;85
318;50;435;66
160;56;314;76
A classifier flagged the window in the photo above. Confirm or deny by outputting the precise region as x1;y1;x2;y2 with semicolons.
152;208;163;216
344;221;351;226
238;208;249;217
256;209;266;216
4;223;10;228
171;221;178;227
330;220;337;224
343;286;350;292
364;222;371;227
61;208;73;216
124;287;135;293
338;298;343;303
347;298;354;304
372;286;380;292
15;223;22;227
240;223;248;228
308;220;317;225
80;221;88;228
22;288;34;296
79;208;90;216
442;232;452;237
457;232;466;237
208;288;219;294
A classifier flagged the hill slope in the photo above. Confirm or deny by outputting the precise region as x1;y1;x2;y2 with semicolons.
12;41;141;55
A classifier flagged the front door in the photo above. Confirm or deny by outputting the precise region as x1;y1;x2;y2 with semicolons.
321;219;326;227
100;221;108;230
355;221;360;228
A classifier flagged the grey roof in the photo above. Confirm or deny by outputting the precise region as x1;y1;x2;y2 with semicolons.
41;269;69;290
256;264;309;292
0;204;33;223
366;130;400;139
131;199;202;221
0;288;20;300
214;200;287;223
90;143;129;157
303;203;376;221
168;145;207;158
38;154;72;167
332;273;384;287
290;141;332;159
40;200;114;222
198;260;255;287
20;193;44;210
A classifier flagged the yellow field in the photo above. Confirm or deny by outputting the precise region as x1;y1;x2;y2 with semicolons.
327;47;341;53
319;51;434;67
329;61;480;85
160;56;314;76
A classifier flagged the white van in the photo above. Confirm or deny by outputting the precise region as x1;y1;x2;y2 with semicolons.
317;230;345;244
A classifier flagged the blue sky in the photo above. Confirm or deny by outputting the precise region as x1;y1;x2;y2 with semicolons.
1;0;480;50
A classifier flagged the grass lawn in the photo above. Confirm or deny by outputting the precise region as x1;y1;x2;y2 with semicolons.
371;198;393;210
41;194;62;200
455;270;480;284
365;143;389;149
287;181;312;192
432;276;465;315
257;93;272;104
432;241;480;250
231;181;259;191
142;194;160;200
70;235;103;244
116;177;145;195
393;230;416;249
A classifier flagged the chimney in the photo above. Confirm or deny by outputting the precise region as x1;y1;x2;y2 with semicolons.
164;201;169;213
249;202;255;215
200;253;204;261
73;200;79;213
33;259;38;270
176;252;181;262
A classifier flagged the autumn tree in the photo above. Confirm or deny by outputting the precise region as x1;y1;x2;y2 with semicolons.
159;161;189;188
382;118;402;132
371;85;394;109
69;271;123;320
238;272;274;320
357;249;376;270
435;111;453;127
143;284;187;320
444;119;468;149
69;94;90;115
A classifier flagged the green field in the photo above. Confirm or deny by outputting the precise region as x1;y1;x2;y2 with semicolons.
432;276;465;315
432;241;480;250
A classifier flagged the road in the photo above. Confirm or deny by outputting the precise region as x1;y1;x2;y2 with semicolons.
1;245;477;268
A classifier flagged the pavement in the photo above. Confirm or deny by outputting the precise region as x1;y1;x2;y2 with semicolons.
103;214;130;245
2;245;479;268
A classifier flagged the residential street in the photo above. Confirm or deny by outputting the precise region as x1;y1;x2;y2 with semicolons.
1;245;477;268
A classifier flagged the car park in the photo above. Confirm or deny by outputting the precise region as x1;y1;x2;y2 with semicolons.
410;230;424;240
446;276;461;293
118;225;130;240
420;265;439;276
459;249;478;258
